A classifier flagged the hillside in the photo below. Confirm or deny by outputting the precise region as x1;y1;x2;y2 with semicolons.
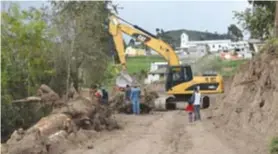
161;29;231;48
210;41;278;154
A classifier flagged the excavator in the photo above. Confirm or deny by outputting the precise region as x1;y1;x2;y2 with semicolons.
108;15;224;109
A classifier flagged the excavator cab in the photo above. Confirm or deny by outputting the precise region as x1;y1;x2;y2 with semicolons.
165;65;193;91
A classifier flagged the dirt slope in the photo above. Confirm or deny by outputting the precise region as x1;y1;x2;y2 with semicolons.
211;46;278;153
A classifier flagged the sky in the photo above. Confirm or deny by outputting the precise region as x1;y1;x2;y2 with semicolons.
1;0;251;37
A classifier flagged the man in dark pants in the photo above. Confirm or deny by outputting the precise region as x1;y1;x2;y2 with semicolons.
101;87;109;105
190;87;201;121
125;84;131;104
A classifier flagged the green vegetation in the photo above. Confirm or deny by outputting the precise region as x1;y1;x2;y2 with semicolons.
218;59;247;76
192;55;247;77
270;137;278;154
234;1;275;39
1;1;116;142
125;54;247;77
125;55;246;77
261;38;278;54
227;24;243;41
1;3;56;141
126;56;164;74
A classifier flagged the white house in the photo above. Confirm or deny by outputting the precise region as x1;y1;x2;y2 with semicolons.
178;32;250;53
150;62;168;72
145;62;168;84
125;47;146;56
229;41;250;52
144;68;167;84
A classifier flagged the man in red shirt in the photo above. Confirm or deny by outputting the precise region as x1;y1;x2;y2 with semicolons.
90;84;103;103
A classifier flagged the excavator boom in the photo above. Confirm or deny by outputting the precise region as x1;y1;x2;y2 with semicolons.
109;15;179;66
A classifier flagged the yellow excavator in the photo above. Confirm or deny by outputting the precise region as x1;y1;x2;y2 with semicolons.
109;15;224;109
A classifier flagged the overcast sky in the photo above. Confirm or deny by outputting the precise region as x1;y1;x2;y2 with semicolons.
2;0;251;36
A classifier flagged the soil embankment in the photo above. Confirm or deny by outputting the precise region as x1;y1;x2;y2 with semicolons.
209;45;278;154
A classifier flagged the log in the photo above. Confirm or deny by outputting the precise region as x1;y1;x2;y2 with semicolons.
37;84;60;103
5;85;120;154
39;84;57;94
12;85;64;108
27;113;72;137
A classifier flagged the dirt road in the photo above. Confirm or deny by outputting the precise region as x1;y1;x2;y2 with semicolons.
66;111;248;154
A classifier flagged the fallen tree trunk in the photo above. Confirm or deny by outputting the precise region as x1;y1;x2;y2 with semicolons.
3;85;119;154
12;84;61;105
4;85;159;154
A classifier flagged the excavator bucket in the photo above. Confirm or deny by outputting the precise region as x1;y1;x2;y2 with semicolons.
115;70;133;88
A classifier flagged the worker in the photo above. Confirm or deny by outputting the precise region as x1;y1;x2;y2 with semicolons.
100;86;109;105
192;87;202;121
90;84;103;103
130;83;141;115
125;84;131;104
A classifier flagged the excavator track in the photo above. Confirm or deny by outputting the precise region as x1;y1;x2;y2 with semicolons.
153;94;210;111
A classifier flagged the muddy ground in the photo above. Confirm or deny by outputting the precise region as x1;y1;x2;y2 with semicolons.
59;74;272;154
2;85;272;154
62;71;274;154
64;110;254;154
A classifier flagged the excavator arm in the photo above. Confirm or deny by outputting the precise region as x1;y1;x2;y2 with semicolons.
109;15;180;67
108;15;224;99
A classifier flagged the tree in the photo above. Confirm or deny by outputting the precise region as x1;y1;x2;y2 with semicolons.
155;28;160;36
1;1;117;142
234;1;275;39
227;24;243;41
1;3;56;141
128;38;135;47
275;1;278;37
50;1;113;90
155;28;176;48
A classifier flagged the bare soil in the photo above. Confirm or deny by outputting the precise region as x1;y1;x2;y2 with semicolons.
209;51;278;154
63;110;252;154
64;49;278;154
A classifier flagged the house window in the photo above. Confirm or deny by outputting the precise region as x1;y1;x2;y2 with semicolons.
218;45;221;48
212;45;215;48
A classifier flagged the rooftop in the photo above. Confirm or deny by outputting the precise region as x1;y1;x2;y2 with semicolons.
149;67;167;75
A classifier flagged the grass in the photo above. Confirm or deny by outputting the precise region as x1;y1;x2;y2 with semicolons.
126;56;165;74
123;55;248;77
270;136;278;154
218;59;248;76
262;38;278;54
192;55;248;77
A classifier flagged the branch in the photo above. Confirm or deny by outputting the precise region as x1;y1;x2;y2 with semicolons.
12;96;42;103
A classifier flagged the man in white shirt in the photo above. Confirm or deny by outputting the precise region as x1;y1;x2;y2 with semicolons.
193;87;201;121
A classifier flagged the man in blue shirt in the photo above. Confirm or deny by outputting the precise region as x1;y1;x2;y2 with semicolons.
130;83;141;115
